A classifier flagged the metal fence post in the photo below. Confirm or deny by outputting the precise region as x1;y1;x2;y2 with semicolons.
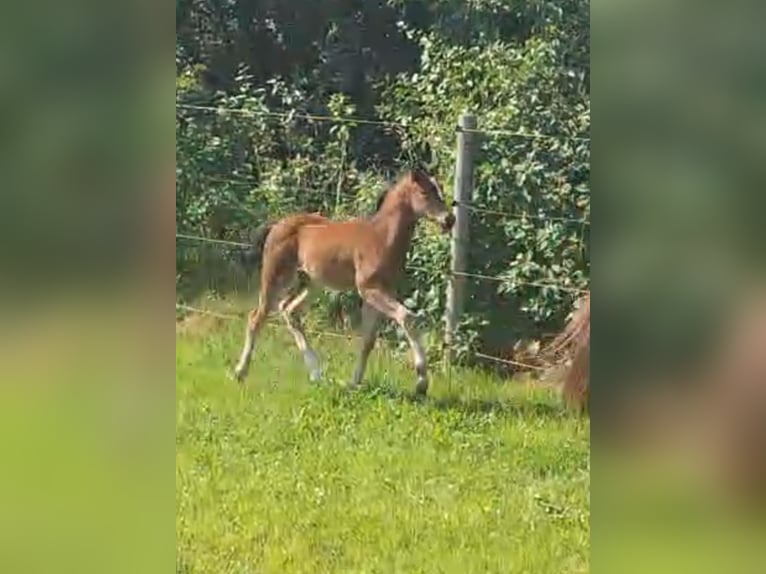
444;112;476;365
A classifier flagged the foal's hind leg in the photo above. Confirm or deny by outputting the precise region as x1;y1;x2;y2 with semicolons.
279;288;322;382
359;286;429;396
233;266;289;382
233;294;276;382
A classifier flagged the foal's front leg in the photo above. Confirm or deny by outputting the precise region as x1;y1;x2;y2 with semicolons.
359;287;429;396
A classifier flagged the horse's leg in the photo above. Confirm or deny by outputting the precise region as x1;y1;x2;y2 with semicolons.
233;297;275;382
359;286;429;396
233;263;288;382
349;302;382;388
279;287;322;382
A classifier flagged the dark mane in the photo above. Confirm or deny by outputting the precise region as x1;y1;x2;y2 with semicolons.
374;187;389;213
374;178;399;213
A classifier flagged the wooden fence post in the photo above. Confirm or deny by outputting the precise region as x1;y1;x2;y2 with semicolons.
444;112;476;365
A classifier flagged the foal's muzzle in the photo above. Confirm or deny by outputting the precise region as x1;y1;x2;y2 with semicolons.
439;212;456;232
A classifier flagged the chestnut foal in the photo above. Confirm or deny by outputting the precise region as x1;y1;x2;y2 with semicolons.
233;170;454;395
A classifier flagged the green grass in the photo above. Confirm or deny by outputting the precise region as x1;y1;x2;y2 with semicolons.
176;314;590;573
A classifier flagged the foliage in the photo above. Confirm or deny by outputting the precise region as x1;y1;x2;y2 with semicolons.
175;0;590;359
379;21;589;344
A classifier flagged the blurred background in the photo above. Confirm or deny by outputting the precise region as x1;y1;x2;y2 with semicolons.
594;0;766;571
0;1;173;573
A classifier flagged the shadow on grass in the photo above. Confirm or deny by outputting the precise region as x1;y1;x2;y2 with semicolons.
359;376;566;420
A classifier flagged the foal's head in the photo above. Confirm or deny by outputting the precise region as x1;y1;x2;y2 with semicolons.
399;170;455;232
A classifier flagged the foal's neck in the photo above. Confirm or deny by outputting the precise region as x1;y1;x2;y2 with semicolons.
371;192;417;252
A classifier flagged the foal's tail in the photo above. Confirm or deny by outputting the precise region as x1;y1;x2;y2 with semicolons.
236;223;273;275
544;293;590;361
544;292;590;413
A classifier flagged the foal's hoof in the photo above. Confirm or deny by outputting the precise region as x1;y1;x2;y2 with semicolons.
231;368;247;383
346;381;362;392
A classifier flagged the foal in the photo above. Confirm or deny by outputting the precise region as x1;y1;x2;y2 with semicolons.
233;170;455;395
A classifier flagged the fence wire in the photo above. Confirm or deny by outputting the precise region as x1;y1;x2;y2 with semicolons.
182;174;589;227
176;233;588;295
457;201;589;226
473;352;547;372
177;103;407;130
176;232;586;373
177;102;590;142
176;303;354;341
176;302;550;374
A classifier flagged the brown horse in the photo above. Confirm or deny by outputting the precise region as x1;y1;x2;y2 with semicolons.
546;292;590;413
233;169;455;395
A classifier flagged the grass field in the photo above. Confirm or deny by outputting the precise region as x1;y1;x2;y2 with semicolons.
176;311;590;573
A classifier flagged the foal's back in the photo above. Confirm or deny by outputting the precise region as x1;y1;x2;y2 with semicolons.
266;213;393;290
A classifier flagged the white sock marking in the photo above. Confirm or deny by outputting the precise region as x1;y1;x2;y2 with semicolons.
304;348;321;381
